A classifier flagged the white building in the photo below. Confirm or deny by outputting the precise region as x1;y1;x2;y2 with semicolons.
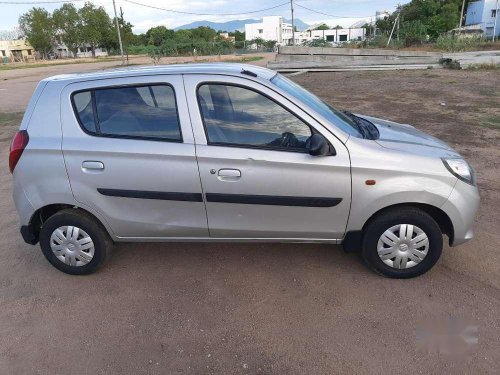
465;0;500;38
245;16;293;45
296;28;366;44
54;44;109;58
245;16;366;46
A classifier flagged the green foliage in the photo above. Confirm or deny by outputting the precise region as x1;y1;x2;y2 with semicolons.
436;34;489;52
53;4;82;56
18;8;54;57
376;0;465;43
190;26;217;42
400;20;428;46
233;30;245;42
314;24;330;31
302;39;332;47
79;2;114;56
146;26;174;47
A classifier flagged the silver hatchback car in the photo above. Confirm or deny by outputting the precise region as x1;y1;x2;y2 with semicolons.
10;64;479;277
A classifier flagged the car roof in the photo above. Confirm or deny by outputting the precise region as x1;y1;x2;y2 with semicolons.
44;63;277;83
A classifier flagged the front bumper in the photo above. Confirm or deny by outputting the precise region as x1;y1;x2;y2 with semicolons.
441;179;480;246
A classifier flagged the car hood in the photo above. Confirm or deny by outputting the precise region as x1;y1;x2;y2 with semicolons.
357;114;459;156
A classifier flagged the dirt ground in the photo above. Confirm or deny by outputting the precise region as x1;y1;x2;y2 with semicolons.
0;62;499;374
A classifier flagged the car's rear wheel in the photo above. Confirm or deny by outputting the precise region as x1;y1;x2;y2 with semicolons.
39;209;113;275
362;207;443;278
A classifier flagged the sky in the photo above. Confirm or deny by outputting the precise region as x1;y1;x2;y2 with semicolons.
0;0;407;34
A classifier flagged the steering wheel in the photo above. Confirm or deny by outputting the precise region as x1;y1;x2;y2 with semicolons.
279;132;298;148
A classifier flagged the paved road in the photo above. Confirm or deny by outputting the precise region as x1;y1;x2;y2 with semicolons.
445;50;500;67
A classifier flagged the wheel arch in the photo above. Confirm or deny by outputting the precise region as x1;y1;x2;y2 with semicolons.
343;202;454;252
27;203;115;244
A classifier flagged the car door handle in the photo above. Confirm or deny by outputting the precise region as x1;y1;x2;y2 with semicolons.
217;168;241;181
82;161;104;171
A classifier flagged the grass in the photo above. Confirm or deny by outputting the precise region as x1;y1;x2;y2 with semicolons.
466;62;500;71
0;112;23;126
478;115;500;129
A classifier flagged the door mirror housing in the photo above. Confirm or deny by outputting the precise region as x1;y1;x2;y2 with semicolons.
306;133;333;156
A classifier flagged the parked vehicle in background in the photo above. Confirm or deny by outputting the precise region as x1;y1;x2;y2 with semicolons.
10;64;479;277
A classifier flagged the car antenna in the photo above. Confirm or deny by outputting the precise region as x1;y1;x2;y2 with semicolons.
241;69;257;77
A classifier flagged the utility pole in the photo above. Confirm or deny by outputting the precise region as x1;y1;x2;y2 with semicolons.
112;0;125;65
120;7;128;63
290;0;295;46
494;0;499;42
387;11;400;47
459;0;466;30
396;6;400;40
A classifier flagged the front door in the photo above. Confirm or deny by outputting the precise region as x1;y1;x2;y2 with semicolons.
61;75;208;239
184;75;351;239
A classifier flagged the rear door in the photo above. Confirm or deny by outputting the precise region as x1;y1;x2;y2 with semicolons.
184;74;351;240
61;75;208;239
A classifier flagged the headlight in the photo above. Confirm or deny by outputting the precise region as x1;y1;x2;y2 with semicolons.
442;158;475;185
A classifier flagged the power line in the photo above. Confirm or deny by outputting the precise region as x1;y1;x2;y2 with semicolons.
0;0;84;3
122;0;290;16
295;3;376;19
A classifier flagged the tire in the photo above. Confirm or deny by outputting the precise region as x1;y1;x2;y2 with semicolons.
39;209;113;275
361;207;443;279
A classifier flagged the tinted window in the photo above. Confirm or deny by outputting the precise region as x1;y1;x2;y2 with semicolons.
72;84;181;142
198;84;311;151
271;73;361;137
73;91;96;133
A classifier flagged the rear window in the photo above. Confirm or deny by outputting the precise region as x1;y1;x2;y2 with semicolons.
71;84;182;142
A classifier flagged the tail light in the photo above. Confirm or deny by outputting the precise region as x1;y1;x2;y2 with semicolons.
9;130;29;174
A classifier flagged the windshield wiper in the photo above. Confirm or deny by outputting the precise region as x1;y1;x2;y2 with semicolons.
342;111;380;140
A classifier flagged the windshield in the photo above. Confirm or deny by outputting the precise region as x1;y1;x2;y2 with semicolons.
270;73;362;138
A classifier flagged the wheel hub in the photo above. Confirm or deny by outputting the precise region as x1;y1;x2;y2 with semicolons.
377;224;429;270
49;226;95;267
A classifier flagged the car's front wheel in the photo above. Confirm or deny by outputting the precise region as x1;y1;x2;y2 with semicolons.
39;209;113;275
362;207;443;278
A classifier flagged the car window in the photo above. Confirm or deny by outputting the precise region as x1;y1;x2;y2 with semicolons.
72;91;96;133
271;73;362;138
72;84;181;142
198;84;312;151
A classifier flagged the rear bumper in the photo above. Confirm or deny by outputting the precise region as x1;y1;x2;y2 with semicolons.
441;180;480;247
20;224;38;245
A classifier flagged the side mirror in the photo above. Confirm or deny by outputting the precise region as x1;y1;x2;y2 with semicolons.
306;134;332;156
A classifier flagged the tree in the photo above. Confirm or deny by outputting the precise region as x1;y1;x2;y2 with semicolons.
400;20;428;46
53;3;82;57
263;40;277;49
233;30;245;41
146;26;174;46
191;26;217;42
314;23;330;30
79;2;113;57
19;8;54;58
383;0;465;40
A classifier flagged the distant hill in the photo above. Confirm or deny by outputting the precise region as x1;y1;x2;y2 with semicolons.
174;18;309;32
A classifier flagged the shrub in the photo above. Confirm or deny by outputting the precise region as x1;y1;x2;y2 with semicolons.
435;34;488;52
301;39;332;47
400;20;428;46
